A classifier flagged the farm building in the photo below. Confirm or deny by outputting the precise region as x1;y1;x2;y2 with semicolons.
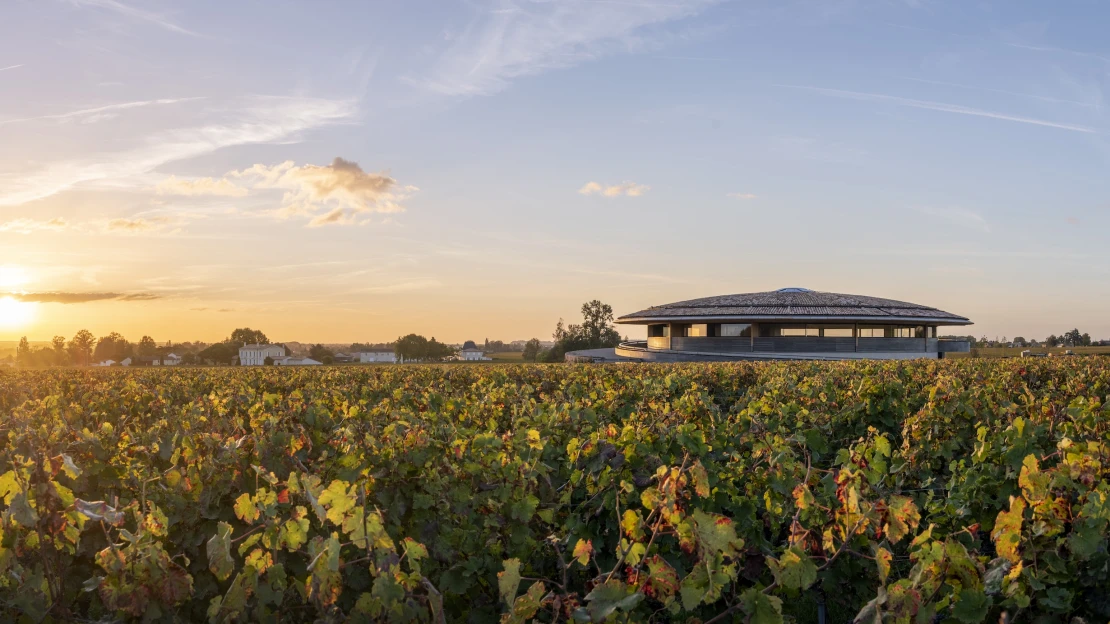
614;288;972;361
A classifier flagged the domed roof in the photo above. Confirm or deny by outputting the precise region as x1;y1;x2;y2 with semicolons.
461;340;478;350
618;289;971;325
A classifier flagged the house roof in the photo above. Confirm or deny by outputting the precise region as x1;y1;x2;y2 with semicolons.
618;288;972;326
240;344;283;350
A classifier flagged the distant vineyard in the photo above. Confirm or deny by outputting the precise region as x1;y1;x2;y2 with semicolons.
0;360;1107;622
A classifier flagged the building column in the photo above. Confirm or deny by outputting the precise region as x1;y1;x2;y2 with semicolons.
854;323;859;352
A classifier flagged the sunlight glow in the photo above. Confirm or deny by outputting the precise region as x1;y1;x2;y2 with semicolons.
0;297;35;329
0;266;30;289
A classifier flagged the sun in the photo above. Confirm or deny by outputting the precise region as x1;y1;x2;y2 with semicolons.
0;297;35;329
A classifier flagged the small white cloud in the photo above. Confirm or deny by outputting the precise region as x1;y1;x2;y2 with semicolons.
156;175;248;197
578;181;649;198
104;216;174;233
233;157;415;226
728;192;757;200
918;206;990;233
0;217;69;234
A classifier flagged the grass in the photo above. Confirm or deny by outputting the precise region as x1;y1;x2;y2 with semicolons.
947;345;1110;359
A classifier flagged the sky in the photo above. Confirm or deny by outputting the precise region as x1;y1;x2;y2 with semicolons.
1;0;1109;344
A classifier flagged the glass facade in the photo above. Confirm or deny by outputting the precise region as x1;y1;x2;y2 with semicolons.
711;323;751;337
648;324;669;338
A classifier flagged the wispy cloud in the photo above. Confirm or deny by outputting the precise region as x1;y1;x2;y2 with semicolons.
1006;42;1110;65
0;96;355;206
917;206;990;232
895;76;1097;109
68;0;202;37
230;157;414;226
6;291;161;304
156;175;248;197
728;192;757;200
579;181;649;197
0;97;203;126
353;279;442;294
778;85;1098;134
0;64;22;73
413;0;718;96
0;217;69;234
104;216;175;233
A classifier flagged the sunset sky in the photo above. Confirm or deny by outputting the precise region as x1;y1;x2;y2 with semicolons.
2;0;1109;344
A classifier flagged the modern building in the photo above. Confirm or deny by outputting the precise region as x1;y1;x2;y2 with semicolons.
614;288;972;361
239;344;287;366
459;340;491;361
358;349;397;363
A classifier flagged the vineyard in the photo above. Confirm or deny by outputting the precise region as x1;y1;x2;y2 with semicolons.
0;360;1107;623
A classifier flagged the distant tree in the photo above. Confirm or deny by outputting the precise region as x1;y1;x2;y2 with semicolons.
522;338;542;362
69;329;96;366
1012;337;1027;348
1081;332;1092;347
229;328;269;346
309;344;334;362
393;334;454;362
1045;334;1059;347
198;342;238;365
15;337;31;368
93;332;133;363
264;356;274;366
543;300;623;361
1064;329;1083;347
138;335;157;356
181;353;198;366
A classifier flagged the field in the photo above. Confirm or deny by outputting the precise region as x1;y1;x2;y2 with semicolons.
947;346;1110;359
0;360;1107;623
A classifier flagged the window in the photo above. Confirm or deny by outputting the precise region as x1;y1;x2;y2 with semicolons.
719;323;751;337
858;326;888;338
822;326;854;337
648;324;669;338
684;324;707;337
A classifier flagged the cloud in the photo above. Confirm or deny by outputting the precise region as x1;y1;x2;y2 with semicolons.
413;0;719;96
728;192;757;200
0;97;203;126
156;175;248;197
104;217;174;232
918;206;990;232
777;85;1097;133
354;279;442;294
68;0;202;37
578;181;649;197
232;157;414;225
0;217;69;234
7;291;161;304
0;65;22;73
0;96;355;206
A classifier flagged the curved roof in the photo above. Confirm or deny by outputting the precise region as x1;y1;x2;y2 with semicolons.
618;288;971;325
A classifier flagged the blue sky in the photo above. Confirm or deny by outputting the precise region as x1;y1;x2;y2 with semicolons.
1;0;1108;343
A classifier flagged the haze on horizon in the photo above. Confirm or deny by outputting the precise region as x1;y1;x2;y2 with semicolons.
1;0;1109;345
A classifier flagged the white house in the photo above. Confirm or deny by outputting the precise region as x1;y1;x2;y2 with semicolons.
162;353;182;366
120;357;132;367
94;359;116;367
358;349;397;363
239;344;287;366
459;340;491;361
273;356;321;366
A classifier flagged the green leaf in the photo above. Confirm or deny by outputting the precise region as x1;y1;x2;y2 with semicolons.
767;545;817;590
316;480;357;525
875;547;892;584
691;509;742;556
1068;519;1104;560
504;581;547;624
1037;586;1072;612
1018;454;1049;503
499;558;522;608
207;522;235;581
740;588;783;624
621;509;642;539
690;461;710;498
885;495;920;543
9;492;38;527
584;580;643;622
991;497;1026;564
573;539;593;567
282;509;310;551
951;588;991;623
233;492;258;523
792;484;815;510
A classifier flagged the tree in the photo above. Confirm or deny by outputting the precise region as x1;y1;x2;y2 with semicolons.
69;329;96;366
544;300;623;361
138;335;157;356
522;338;542;362
393;334;454;362
198;342;237;365
93;332;132;363
1063;329;1083;347
1012;337;1027;348
263;356;274;366
50;336;69;366
229;328;269;346
15;337;31;368
309;344;334;363
1081;332;1092;347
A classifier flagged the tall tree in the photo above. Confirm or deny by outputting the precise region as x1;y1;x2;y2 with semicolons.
308;344;334;363
522;338;542;362
51;335;69;366
69;329;96;366
93;332;132;363
229;328;269;346
15;337;31;368
138;335;157;356
1064;329;1083;347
